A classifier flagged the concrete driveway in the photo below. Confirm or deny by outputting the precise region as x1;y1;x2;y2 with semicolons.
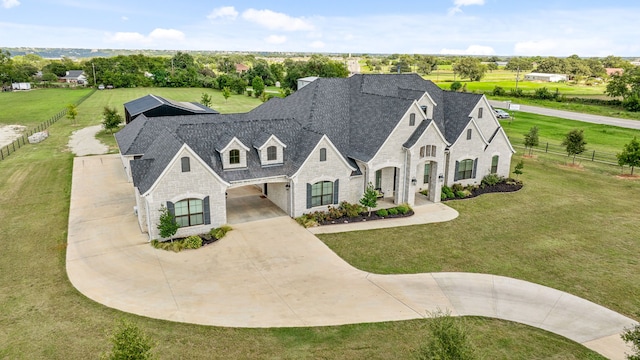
67;155;636;359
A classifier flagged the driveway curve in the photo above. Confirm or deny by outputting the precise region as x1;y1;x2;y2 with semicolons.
67;155;636;359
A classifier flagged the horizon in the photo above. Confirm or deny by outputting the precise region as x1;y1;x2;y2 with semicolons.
1;1;639;57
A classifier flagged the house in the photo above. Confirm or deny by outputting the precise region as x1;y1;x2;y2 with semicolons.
235;63;249;74
605;68;624;76
115;74;515;240
60;70;87;85
524;73;567;82
123;94;219;124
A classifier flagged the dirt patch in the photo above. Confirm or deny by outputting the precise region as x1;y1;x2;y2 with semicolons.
559;163;585;171
0;125;26;148
615;174;640;180
68;125;108;156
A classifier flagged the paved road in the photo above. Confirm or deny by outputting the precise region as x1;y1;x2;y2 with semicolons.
489;100;640;130
67;155;636;359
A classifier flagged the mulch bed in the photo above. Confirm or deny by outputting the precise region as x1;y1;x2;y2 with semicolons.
442;182;523;201
318;210;415;226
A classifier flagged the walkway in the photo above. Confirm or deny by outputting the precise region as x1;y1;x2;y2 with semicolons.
66;155;636;359
490;100;640;130
68;124;108;156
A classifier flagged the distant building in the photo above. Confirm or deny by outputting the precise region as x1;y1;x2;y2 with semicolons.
605;68;624;76
235;63;249;74
524;73;567;82
11;82;31;90
60;70;87;85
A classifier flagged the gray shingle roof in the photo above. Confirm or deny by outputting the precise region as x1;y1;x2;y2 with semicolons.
119;74;484;193
124;94;218;120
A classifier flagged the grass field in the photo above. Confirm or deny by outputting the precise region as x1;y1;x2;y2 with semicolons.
0;88;627;359
0;88;93;127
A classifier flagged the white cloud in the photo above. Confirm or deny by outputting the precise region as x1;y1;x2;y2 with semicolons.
105;31;148;44
242;8;314;31
265;35;286;44
149;28;185;41
121;16;128;21
448;0;485;15
207;6;238;20
439;45;495;55
310;41;325;49
2;0;20;9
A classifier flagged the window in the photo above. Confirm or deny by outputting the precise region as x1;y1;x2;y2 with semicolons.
478;107;483;118
181;157;190;172
466;129;472;140
229;149;240;164
421;105;428;114
174;198;203;227
320;148;327;162
491;155;499;174
457;159;474;180
421;145;436;157
423;163;431;184
311;181;333;207
409;113;416;126
431;145;436;156
375;169;382;189
267;146;277;161
420;146;425;158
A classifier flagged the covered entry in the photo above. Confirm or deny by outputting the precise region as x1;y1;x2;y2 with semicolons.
225;184;288;224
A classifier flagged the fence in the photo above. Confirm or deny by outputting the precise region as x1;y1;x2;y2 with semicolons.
511;138;621;167
0;89;96;161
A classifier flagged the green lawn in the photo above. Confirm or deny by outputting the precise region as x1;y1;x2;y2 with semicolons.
0;88;93;127
0;88;622;359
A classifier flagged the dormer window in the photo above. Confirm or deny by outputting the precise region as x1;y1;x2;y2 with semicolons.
267;146;277;161
229;149;240;164
421;105;428;115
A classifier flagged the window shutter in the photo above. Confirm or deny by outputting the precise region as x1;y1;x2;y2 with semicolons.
306;183;312;209
203;196;210;225
454;161;460;181
333;179;339;204
472;158;478;178
167;201;175;218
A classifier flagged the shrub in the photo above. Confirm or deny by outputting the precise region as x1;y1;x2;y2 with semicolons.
104;319;154;360
481;173;502;186
455;190;467;199
376;209;388;217
451;183;464;192
417;310;476;360
246;89;253;97
340;201;363;218
184;235;202;249
327;206;345;220
171;241;183;252
509;88;524;97
441;186;455;199
295;214;317;228
450;81;462;92
388;208;398;215
492;86;506;96
210;225;232;239
420;189;429;196
623;95;640;112
396;204;411;215
533;86;556;100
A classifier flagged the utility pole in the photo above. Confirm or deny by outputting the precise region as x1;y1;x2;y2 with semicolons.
92;63;97;87
515;66;520;91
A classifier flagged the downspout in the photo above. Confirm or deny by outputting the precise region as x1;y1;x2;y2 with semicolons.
403;149;410;204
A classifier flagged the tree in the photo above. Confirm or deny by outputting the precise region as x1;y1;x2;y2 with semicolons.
359;182;378;217
505;57;533;71
617;137;640;175
513;160;524;178
606;67;640;111
103;319;154;360
157;205;179;241
66;104;78;125
200;93;212;107
622;323;640;360
562;129;587;164
251;76;265;97
452;57;487;81
450;81;462;92
102;106;123;134
222;86;231;102
417;310;476;360
523;126;539;156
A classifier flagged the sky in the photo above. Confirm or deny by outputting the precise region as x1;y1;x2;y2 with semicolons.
1;0;639;57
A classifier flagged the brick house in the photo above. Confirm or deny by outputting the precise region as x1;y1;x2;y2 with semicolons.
115;74;514;240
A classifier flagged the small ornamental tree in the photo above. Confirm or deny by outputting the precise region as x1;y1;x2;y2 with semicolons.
104;319;155;360
102;106;123;134
251;76;265;97
450;81;462;92
617;137;640;175
157;205;179;241
562;129;587;164
513;159;524;178
200;92;212;107
222;86;231;102
523;126;539;156
66;103;78;125
622;323;640;360
359;182;378;217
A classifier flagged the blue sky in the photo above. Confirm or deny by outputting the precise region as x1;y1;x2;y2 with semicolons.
1;0;639;56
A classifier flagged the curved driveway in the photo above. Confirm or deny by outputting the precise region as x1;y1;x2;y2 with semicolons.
67;155;636;359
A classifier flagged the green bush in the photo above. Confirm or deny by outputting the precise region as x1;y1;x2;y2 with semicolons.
450;81;462;92
295;214;318;228
455;190;467;199
388;208;398;215
210;225;232;240
623;95;640;112
451;183;464;192
492;86;506;96
327;206;345;220
339;201;363;218
509;88;524;97
441;186;455;199
104;319;155;360
420;189;429;196
171;241;183;252
441;192;448;201
396;204;410;215
376;209;388;217
184;235;202;249
481;173;502;186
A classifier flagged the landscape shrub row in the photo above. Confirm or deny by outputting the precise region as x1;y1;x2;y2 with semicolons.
441;174;522;201
296;201;412;228
151;225;232;252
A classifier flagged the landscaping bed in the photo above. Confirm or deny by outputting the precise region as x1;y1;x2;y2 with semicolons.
151;225;232;252
296;201;413;228
440;175;522;201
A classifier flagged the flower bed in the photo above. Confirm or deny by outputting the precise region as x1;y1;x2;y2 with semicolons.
296;202;413;228
440;175;523;201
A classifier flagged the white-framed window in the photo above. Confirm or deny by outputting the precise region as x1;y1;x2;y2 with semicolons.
229;149;240;164
491;155;499;174
174;198;203;227
267;146;277;161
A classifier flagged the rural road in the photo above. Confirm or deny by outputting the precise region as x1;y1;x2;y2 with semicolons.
489;100;640;130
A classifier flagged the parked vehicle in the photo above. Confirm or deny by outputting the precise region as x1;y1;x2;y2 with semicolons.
494;108;510;119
